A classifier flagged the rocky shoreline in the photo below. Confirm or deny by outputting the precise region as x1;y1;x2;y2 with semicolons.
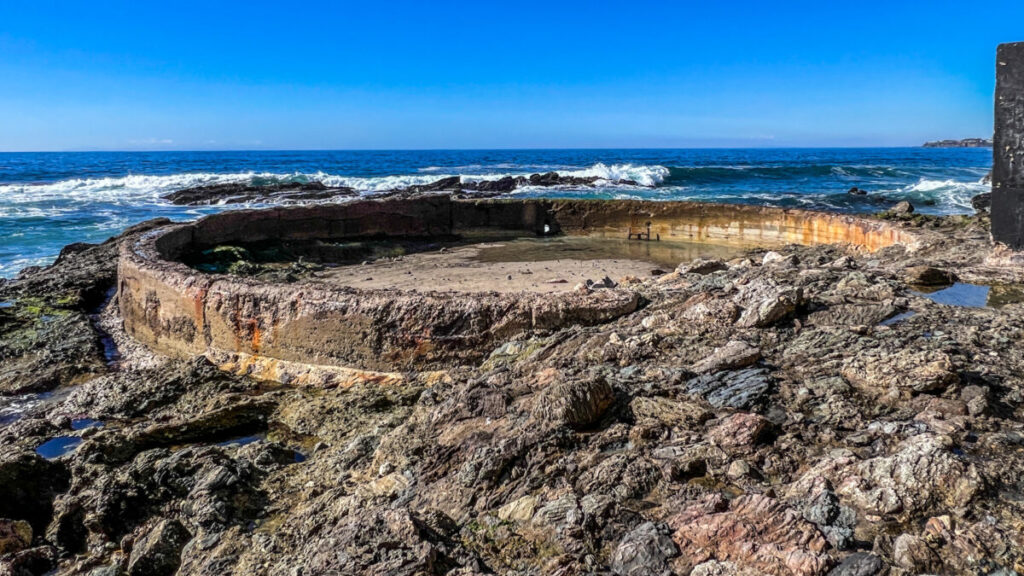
1;198;1024;575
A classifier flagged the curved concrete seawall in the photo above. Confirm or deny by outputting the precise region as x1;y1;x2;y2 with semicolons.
118;197;919;385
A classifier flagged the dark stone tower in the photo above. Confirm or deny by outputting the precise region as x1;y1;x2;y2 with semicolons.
993;42;1024;249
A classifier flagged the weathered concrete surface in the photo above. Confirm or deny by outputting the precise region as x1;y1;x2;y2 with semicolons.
118;198;919;381
993;42;1024;249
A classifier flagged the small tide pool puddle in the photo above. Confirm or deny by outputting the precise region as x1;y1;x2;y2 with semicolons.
0;301;13;309
36;436;82;459
99;334;122;367
911;283;1024;308
216;433;307;463
879;310;916;326
217;434;265;448
913;283;990;307
71;418;104;430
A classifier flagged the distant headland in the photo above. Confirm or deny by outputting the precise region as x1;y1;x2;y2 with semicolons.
922;137;992;148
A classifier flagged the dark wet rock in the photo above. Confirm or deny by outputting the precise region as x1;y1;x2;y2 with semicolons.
0;545;57;576
971;191;992;213
891;200;915;214
847;187;868;195
610;521;679;576
166;173;648;206
905;265;957;286
0;518;32;554
0;308;106;394
685;368;772;410
0;220;169;395
800;488;855;550
126;518;192;576
827;552;883;576
163;181;354;206
0;450;70;535
677;258;727;275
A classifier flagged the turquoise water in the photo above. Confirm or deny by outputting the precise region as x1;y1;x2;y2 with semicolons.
0;148;990;278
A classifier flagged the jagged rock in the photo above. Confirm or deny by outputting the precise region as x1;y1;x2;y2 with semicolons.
892;533;940;573
610;521;679;576
971;192;992;213
0;450;71;535
533;376;614;430
685;368;772;409
126;518;192;576
738;286;802;327
691;341;761;374
0;519;32;554
162;181;352;205
826;552;883;576
630;396;712;429
891;201;914;214
847;187;868;195
677;259;727;275
670;494;830;576
761;251;799;267
801;489;855;549
905;265;957;286
841;349;958;396
788;434;981;516
496;496;538;522
708;413;770;452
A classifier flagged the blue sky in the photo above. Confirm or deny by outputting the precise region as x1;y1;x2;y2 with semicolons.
0;1;1021;151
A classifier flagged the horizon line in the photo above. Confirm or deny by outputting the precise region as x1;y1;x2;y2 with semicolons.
0;144;994;154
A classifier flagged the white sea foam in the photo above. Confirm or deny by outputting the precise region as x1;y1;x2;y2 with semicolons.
0;163;671;207
894;178;989;211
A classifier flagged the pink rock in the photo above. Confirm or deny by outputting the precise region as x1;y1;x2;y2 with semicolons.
670;494;830;576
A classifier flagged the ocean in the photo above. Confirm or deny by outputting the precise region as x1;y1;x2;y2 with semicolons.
0;148;991;278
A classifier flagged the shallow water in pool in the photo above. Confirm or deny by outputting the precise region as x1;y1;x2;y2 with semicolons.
471;236;745;270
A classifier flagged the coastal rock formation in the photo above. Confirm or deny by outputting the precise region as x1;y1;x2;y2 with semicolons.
162;181;355;205
1;198;1024;575
922;138;992;148
161;172;645;206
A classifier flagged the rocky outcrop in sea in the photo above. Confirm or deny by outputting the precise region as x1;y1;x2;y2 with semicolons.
162;172;642;206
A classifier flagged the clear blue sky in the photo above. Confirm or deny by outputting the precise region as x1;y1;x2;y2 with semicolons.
1;0;1021;151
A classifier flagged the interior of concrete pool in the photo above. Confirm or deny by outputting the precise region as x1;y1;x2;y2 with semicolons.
184;235;747;294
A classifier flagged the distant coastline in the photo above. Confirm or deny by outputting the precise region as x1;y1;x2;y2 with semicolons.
922;138;992;148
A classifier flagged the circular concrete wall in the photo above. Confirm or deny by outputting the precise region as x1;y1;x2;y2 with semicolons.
118;197;918;385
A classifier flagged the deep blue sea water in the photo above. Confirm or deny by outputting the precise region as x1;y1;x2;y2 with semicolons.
0;148;991;278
